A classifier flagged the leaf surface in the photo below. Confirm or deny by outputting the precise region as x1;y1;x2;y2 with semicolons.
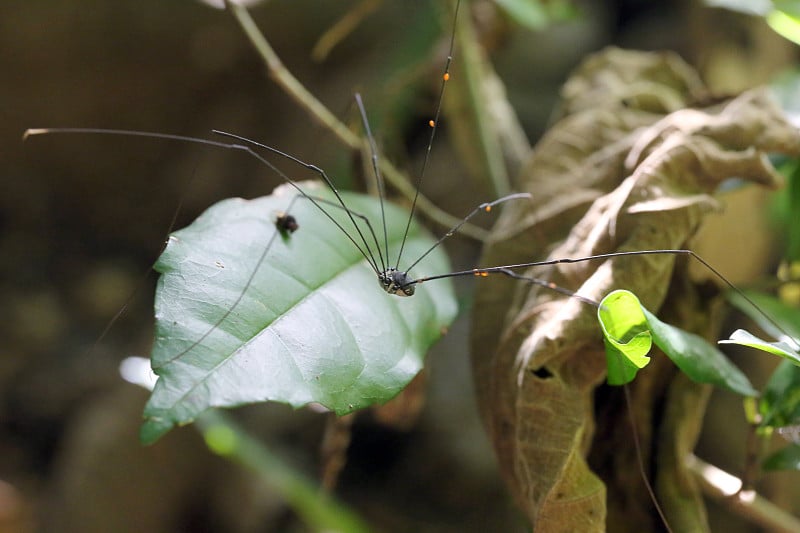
598;290;756;396
720;329;800;366
141;183;457;444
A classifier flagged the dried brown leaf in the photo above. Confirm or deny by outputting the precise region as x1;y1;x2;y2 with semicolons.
471;48;800;531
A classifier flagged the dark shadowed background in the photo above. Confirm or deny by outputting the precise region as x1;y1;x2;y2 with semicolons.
2;0;797;531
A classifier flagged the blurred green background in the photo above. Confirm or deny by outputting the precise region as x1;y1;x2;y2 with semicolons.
2;0;797;531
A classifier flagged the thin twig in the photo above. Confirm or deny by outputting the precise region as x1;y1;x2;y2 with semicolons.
224;1;488;241
686;454;800;533
311;0;381;62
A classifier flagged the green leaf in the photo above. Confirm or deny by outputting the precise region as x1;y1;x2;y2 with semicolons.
597;290;653;385
643;308;757;396
598;290;757;396
762;443;800;471
768;8;800;45
720;329;800;365
140;183;457;444
760;360;800;428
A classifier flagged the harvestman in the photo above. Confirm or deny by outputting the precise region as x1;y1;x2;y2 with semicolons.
23;2;800;531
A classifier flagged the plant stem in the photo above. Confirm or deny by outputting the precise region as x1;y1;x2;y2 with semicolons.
224;0;488;242
686;453;800;533
196;410;371;533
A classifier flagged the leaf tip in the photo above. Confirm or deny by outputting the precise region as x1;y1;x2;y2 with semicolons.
139;416;174;446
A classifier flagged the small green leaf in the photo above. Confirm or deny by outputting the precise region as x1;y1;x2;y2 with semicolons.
140;183;457;444
768;8;800;45
762;443;800;471
598;290;757;396
597;290;653;385
720;329;800;365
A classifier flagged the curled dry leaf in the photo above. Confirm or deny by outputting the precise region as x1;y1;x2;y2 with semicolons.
471;48;800;532
557;47;708;117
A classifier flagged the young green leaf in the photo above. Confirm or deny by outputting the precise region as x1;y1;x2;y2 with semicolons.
597;290;653;385
598;290;757;396
140;183;457;444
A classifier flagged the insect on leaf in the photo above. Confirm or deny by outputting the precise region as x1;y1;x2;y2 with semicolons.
140;182;457;444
